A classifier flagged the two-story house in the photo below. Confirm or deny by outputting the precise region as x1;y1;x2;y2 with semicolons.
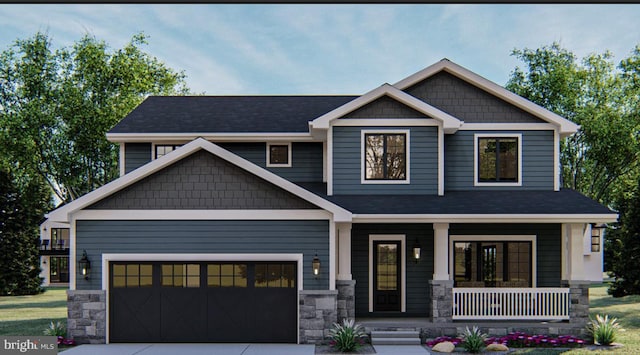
41;59;617;345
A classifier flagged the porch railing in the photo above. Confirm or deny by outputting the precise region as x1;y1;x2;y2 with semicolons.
452;287;570;320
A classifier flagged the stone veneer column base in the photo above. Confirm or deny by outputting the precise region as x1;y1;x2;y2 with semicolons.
67;290;106;344
429;280;454;323
562;280;591;336
336;280;356;323
299;290;338;344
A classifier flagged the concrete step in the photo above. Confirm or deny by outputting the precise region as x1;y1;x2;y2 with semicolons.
371;337;422;345
371;330;420;338
370;330;421;345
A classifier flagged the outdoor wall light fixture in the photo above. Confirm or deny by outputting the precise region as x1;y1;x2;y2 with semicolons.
413;239;421;263
591;224;605;253
312;254;321;278
79;250;91;280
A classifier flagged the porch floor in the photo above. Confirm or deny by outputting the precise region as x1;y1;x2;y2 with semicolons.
356;317;582;337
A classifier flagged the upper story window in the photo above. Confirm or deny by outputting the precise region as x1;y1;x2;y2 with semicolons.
155;144;181;159
267;143;291;167
362;130;409;183
474;134;522;186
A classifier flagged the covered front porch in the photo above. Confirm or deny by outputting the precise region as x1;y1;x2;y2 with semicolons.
334;222;600;330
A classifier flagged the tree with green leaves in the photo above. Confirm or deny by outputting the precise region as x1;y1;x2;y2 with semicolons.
0;31;189;204
0;31;189;294
506;43;640;296
506;43;640;205
0;167;51;295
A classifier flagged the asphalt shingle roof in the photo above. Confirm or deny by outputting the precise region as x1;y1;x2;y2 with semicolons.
297;183;614;215
109;96;357;134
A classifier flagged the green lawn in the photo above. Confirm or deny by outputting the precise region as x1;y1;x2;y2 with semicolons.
0;287;67;336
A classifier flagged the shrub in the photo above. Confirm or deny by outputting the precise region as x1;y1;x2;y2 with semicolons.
43;321;66;337
328;318;367;353
460;326;487;353
587;314;621;345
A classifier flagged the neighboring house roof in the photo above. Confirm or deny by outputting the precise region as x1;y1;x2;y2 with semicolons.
108;96;356;135
298;183;617;223
394;59;580;136
45;138;352;223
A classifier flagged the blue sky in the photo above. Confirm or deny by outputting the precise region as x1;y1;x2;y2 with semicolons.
1;4;639;95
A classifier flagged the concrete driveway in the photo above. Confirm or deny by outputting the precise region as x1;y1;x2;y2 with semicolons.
60;343;316;355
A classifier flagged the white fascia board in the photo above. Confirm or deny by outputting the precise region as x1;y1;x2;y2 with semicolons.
46;138;352;223
352;213;619;224
394;59;579;135
310;83;462;133
106;132;316;143
74;210;332;220
460;123;557;131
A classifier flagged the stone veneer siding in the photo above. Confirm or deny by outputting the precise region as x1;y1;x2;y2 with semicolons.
429;280;453;323
67;290;106;344
336;280;356;322
299;290;337;344
564;280;591;335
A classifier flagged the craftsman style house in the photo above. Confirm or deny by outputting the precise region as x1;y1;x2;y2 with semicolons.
41;59;617;344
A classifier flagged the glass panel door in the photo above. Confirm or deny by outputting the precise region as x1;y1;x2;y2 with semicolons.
373;241;401;312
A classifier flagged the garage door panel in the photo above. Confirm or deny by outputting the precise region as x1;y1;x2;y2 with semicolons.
110;286;161;342
110;261;297;343
207;289;253;342
160;289;208;342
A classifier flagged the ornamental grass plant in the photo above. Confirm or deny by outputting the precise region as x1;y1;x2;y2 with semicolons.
328;318;367;353
587;314;621;346
460;326;487;353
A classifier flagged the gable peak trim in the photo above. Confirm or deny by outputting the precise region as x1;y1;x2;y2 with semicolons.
394;59;579;135
45;137;352;223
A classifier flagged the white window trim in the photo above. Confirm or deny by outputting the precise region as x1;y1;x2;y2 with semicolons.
102;252;304;344
361;129;410;185
266;142;292;168
449;235;537;287
473;133;523;187
368;234;406;313
152;142;184;160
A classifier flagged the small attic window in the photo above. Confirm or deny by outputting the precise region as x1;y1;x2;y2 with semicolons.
267;143;291;167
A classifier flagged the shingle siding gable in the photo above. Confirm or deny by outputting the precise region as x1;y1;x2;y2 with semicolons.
88;150;317;210
405;71;545;123
341;95;429;119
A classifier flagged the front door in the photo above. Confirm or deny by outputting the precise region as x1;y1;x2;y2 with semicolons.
373;241;401;312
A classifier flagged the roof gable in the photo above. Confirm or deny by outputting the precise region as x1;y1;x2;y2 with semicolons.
394;59;579;135
405;71;545;124
310;83;461;133
88;150;317;210
341;95;429;119
46;138;352;222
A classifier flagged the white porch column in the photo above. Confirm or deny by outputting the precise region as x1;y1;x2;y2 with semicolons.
337;223;352;280
433;223;450;280
568;223;586;280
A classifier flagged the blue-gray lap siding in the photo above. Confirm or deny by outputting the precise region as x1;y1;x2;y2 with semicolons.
218;142;323;182
75;220;329;291
124;143;152;174
123;142;323;183
351;224;434;317
449;223;562;287
445;130;555;191
332;126;438;195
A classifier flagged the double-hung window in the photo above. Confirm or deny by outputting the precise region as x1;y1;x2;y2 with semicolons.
362;131;408;182
474;134;521;186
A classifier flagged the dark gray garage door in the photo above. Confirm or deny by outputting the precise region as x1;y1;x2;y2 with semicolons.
109;261;297;343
